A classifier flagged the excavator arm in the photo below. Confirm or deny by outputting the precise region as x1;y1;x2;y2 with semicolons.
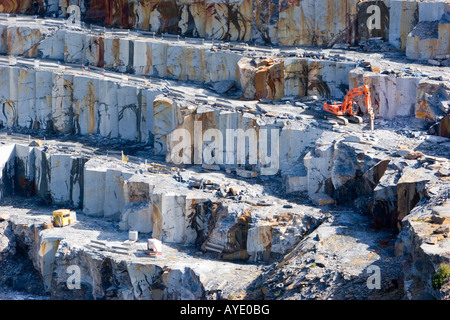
323;85;374;130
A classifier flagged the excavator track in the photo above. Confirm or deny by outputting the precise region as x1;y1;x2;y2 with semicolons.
324;114;363;126
336;116;350;126
324;114;349;126
347;115;364;124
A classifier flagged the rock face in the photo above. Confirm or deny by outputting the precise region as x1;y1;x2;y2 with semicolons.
396;192;450;300
0;143;88;207
416;80;450;124
0;63;161;144
1;98;450;301
238;57;284;101
0;16;448;146
1;0;448;57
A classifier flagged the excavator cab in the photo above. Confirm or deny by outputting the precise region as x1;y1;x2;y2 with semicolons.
323;85;374;130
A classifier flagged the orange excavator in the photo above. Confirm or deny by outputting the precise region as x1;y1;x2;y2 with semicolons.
323;85;374;130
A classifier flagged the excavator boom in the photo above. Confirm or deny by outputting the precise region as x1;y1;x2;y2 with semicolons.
323;85;374;130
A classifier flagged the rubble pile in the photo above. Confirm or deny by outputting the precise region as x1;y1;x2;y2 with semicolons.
0;0;449;301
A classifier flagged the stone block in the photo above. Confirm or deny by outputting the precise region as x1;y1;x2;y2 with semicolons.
73;75;99;136
104;35;129;73
6;26;42;57
120;177;154;233
204;50;242;85
238;57;284;100
284;58;308;98
247;224;272;262
97;80;119;139
16;68;36;129
103;169;133;220
85;33;105;68
397;167;435;225
117;84;139;142
51;73;74;134
350;69;420;119
0;66;19;128
0;144;16;201
35;70;54;130
389;0;419;51
179;0;207;37
154;97;183;155
49;154;77;206
419;1;448;22
64;30;86;64
438;12;450;56
83;164;106;217
38;29;66;61
406;21;439;60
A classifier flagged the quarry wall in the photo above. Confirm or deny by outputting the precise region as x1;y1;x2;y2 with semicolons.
0;0;448;56
0;0;447;54
0;23;448;146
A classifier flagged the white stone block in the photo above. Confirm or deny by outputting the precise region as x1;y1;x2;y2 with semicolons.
129;231;138;242
83;165;106;217
38;29;66;60
16;68;36;128
103;169;133;219
51;73;74;134
49;154;73;204
132;40;152;76
35;70;53;130
0;66;19;127
160;194;187;243
64;30;86;63
73;75;99;135
389;0;419;50
247;225;272;262
98;80;119;139
419;1;447;22
204;51;242;86
117;85;139;141
0;144;16;201
104;36;129;72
